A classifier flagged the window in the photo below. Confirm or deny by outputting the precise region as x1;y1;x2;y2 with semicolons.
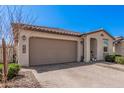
104;39;109;46
104;47;108;52
103;39;109;52
22;45;26;54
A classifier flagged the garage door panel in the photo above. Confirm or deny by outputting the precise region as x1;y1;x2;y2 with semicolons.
29;38;77;66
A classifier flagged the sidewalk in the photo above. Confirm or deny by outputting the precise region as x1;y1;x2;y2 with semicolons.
96;62;124;72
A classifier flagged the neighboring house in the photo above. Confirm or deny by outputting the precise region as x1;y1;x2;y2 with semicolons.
114;36;124;56
12;23;114;66
0;46;13;62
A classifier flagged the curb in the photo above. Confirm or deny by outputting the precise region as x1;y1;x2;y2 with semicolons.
96;63;124;72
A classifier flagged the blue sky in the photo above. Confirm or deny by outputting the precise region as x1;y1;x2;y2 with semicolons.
23;5;124;36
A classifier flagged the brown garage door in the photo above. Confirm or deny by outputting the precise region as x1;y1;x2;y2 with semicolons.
29;37;77;66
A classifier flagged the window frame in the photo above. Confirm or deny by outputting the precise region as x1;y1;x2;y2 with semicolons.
103;39;109;53
22;44;26;54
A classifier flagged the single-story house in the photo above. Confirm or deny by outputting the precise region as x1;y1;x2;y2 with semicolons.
114;36;124;56
12;23;114;66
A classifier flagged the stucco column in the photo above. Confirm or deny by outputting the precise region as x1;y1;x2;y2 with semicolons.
113;43;115;53
77;40;81;62
96;38;100;60
84;36;90;62
26;36;30;66
18;33;29;67
97;37;103;60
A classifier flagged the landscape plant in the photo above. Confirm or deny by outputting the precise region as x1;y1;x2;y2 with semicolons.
0;63;21;81
115;56;124;64
105;54;122;62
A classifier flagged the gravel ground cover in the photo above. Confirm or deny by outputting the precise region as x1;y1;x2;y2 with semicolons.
0;71;41;88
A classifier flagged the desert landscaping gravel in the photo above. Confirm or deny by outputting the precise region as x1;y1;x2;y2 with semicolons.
0;71;41;88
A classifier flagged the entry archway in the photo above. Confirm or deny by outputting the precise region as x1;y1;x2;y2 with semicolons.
90;38;97;61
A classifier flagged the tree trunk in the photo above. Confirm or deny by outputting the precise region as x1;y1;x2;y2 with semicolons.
2;38;8;87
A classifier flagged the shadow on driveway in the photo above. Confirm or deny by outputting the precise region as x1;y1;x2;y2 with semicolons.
27;62;98;73
25;61;122;73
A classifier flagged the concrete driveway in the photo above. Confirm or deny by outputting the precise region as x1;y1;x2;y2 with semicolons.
30;62;124;88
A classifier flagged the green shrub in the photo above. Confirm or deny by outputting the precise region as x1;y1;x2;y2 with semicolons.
0;73;2;81
0;64;2;72
115;56;124;64
105;54;122;62
0;64;2;81
105;55;115;62
0;63;21;81
7;63;21;80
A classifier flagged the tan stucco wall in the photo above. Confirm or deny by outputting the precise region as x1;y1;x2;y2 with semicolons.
83;31;114;62
115;42;124;56
17;29;114;66
18;29;83;66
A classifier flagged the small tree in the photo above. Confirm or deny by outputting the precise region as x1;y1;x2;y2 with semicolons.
0;5;37;87
2;38;8;87
0;5;37;63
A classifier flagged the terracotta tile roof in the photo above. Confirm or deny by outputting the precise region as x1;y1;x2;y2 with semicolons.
12;23;81;36
12;23;114;40
81;28;115;40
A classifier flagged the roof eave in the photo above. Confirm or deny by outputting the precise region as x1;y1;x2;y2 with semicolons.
81;29;115;40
